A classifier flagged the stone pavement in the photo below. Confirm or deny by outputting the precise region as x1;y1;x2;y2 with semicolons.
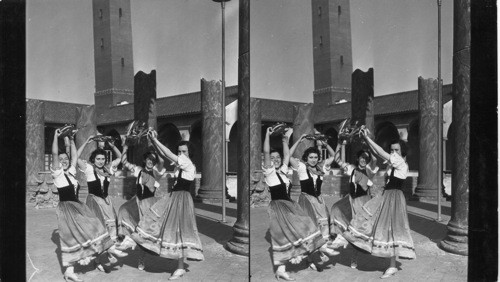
250;195;467;282
26;198;249;282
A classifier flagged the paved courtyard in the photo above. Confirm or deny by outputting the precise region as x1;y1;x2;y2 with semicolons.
26;198;248;282
250;196;468;282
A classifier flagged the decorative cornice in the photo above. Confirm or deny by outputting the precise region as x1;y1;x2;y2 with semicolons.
94;89;134;96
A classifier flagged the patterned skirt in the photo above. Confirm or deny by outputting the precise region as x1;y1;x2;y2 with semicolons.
329;194;371;235
86;194;118;242
117;196;159;238
57;201;113;266
269;199;325;265
343;189;416;259
298;193;330;240
131;191;204;261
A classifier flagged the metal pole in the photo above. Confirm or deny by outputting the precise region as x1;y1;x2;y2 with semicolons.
221;0;227;223
436;0;442;221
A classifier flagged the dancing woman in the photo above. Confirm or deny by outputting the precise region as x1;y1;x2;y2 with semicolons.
127;130;203;280
263;128;325;280
51;130;112;281
343;128;416;278
326;143;378;268
289;134;338;258
116;140;165;271
76;135;127;271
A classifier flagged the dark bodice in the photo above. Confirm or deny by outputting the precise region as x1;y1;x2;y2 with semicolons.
172;169;193;192
87;169;109;198
136;169;156;200
269;171;292;201
385;167;406;190
349;168;369;198
58;173;80;202
300;168;322;197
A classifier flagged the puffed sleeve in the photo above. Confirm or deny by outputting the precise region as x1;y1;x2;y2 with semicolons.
389;153;406;170
262;164;275;176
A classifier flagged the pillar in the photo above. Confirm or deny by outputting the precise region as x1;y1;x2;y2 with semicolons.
440;0;469;256
26;100;45;190
134;70;157;161
226;0;250;256
290;103;315;198
197;79;224;202
249;98;267;203
413;77;440;200
350;68;375;161
75;105;98;201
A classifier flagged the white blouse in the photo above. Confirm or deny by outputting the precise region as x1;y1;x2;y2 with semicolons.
386;153;408;179
174;154;196;181
80;160;117;186
263;164;290;187
51;165;78;190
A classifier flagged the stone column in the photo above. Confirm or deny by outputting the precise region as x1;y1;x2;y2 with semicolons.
26;100;45;190
440;0;469;256
226;0;250;256
413;77;440;200
134;70;157;161
197;79;224;202
290;103;315;198
75;105;98;201
350;68;375;161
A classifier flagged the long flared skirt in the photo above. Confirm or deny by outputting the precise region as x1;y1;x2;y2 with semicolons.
117;196;159;238
269;199;325;265
57;201;113;266
329;194;371;235
131;191;204;261
343;189;416;259
86;194;118;241
298;193;330;240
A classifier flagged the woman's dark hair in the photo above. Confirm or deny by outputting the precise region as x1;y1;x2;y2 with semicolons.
302;147;321;162
58;152;70;160
142;151;159;166
389;139;407;157
177;140;194;159
89;148;107;163
269;148;282;158
356;149;372;165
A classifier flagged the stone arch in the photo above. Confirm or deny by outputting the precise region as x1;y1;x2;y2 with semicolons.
407;119;419;170
375;121;400;167
189;120;202;172
228;121;238;173
157;123;182;171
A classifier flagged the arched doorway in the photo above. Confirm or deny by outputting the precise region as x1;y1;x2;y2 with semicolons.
189;120;202;172
157;123;182;171
407;119;419;170
228;121;238;173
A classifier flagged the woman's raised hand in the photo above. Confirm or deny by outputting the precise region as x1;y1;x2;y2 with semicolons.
86;135;95;144
266;127;273;136
148;128;158;140
55;129;62;137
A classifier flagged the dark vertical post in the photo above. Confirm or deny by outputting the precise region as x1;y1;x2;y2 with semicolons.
198;79;224;202
414;77;440;201
26;100;45;190
226;0;249;256
289;104;314;198
350;68;374;159
250;98;262;195
439;0;469;256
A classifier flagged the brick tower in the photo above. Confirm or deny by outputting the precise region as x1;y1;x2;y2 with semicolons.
311;0;353;105
92;0;134;116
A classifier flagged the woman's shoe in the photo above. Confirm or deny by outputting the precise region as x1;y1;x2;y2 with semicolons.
320;246;340;257
380;267;398;279
169;269;186;280
63;271;83;282
95;262;111;274
309;262;318;271
108;245;128;258
138;257;145;271
116;236;136;251
330;235;349;249
350;257;358;269
275;271;295;281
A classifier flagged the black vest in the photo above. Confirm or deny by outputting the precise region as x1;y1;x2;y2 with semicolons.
269;171;292;201
385;167;406;190
58;173;80;202
299;167;322;197
349;168;369;198
87;169;109;198
172;169;193;192
136;169;156;200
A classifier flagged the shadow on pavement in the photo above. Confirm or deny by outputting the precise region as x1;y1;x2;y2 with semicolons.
195;215;234;245
408;213;448;241
195;202;237;218
50;229;64;275
407;201;451;216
